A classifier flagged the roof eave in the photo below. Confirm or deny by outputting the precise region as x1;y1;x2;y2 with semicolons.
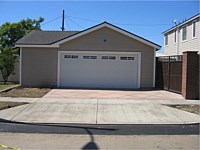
163;14;200;34
15;44;59;48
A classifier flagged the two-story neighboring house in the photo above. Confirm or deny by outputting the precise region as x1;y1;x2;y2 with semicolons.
163;13;199;55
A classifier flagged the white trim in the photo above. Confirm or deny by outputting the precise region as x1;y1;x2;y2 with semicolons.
54;23;161;49
57;51;141;89
15;44;59;48
57;51;61;87
58;51;140;55
137;52;141;88
153;48;156;88
20;47;22;86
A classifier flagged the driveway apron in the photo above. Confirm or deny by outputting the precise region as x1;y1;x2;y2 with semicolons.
0;98;199;124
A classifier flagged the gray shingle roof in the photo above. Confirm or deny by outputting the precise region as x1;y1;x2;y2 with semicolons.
16;30;80;45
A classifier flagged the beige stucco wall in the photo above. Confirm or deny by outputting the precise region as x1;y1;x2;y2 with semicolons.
164;17;200;55
21;48;57;87
21;27;155;88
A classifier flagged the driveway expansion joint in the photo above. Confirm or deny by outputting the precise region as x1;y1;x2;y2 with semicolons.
95;99;99;124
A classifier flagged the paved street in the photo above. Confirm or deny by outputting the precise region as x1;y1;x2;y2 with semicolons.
0;133;199;150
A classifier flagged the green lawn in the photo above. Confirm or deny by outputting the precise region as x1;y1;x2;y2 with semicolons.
0;82;18;90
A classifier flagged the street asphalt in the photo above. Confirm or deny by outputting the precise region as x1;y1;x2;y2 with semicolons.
0;119;199;135
0;133;199;150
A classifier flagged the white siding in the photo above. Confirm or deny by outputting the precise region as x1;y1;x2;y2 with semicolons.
164;17;200;55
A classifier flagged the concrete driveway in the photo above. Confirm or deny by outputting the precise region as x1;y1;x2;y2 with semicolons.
0;98;199;124
43;89;184;100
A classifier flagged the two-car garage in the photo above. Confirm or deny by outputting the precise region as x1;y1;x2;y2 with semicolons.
58;51;141;89
17;22;161;89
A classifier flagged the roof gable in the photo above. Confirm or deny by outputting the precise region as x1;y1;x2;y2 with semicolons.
54;22;161;49
16;22;161;49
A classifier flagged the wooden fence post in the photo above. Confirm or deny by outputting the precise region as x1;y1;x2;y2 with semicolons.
182;51;199;99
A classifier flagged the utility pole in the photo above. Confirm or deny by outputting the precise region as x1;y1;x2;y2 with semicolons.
61;10;65;31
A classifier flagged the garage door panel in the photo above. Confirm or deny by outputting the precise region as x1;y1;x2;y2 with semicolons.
59;53;139;89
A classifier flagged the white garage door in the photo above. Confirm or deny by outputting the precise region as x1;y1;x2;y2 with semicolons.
58;52;140;89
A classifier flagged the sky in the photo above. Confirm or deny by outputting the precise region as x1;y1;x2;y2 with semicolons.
0;1;199;52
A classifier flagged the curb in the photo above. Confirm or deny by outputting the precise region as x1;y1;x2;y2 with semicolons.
0;85;20;93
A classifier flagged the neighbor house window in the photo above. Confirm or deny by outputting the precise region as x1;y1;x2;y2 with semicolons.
182;26;187;41
165;34;168;45
192;21;196;38
174;30;176;43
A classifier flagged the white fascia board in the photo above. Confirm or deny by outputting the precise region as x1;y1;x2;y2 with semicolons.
15;44;59;48
54;23;161;49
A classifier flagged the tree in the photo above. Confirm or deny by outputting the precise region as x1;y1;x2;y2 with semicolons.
0;17;44;83
0;46;17;84
0;17;44;49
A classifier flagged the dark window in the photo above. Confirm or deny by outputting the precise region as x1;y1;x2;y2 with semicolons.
102;56;109;59
90;56;97;59
120;57;127;60
165;34;168;45
174;30;176;43
182;26;187;41
83;56;97;59
64;55;78;59
193;21;196;38
83;56;90;59
109;56;116;60
128;57;134;60
72;55;78;59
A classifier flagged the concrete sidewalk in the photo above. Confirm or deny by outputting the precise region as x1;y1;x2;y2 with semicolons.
0;98;199;124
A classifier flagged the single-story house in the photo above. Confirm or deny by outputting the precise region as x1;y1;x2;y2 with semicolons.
16;22;161;89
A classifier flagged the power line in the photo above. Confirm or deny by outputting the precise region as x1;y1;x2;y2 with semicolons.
64;17;71;31
40;14;173;31
41;16;62;26
65;15;100;23
65;15;173;27
66;16;84;29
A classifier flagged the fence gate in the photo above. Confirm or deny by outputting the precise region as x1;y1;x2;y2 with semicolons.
156;55;182;93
